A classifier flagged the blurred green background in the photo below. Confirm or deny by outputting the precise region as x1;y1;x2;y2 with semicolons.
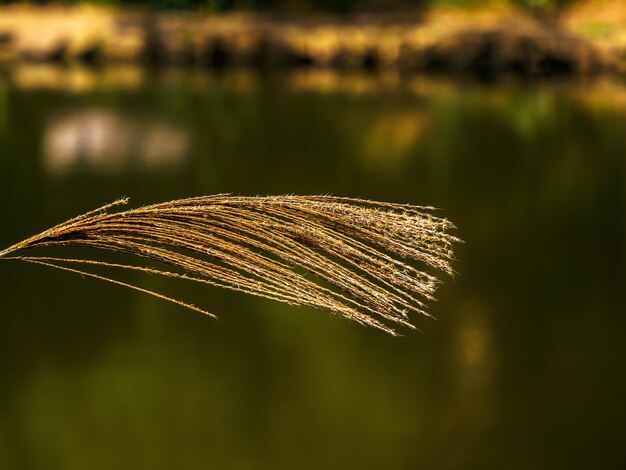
0;68;625;469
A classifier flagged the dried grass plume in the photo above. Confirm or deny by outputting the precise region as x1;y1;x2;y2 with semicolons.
0;195;460;335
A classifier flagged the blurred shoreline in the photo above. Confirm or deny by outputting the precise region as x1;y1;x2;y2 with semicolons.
4;65;626;113
0;3;625;78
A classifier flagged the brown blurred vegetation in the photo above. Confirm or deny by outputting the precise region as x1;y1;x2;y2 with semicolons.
0;1;624;76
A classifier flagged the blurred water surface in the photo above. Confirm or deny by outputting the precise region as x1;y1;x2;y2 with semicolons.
0;67;625;470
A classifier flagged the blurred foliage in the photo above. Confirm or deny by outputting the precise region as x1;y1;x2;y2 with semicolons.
0;0;590;11
508;0;577;11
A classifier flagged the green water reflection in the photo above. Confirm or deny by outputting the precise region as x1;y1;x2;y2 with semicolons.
0;68;625;469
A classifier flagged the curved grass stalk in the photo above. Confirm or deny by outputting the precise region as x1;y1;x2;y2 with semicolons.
0;195;460;335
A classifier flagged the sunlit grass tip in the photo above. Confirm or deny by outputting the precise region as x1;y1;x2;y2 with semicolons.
0;194;460;335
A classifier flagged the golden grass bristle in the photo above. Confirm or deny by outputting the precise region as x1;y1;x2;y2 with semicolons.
0;195;460;335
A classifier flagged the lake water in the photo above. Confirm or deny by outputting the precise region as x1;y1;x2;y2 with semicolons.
0;66;625;469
